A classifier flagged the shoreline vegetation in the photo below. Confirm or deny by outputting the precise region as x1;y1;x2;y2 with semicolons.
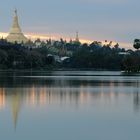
0;38;140;72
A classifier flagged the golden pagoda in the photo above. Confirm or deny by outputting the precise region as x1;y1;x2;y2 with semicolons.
6;9;28;44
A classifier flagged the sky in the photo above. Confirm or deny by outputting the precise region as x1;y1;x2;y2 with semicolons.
0;0;140;49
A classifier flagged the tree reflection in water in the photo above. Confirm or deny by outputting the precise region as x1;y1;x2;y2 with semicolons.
0;71;140;129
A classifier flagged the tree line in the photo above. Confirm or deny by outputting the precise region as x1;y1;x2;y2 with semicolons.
0;38;140;72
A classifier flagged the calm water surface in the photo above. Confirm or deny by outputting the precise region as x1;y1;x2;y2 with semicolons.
0;71;140;140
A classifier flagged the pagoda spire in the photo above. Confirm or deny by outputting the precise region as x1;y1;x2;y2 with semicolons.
10;9;22;33
75;31;79;42
15;8;17;15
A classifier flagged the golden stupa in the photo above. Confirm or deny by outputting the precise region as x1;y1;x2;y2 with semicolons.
6;9;28;44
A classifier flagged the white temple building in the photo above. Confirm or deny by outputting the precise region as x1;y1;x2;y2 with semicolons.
6;9;28;44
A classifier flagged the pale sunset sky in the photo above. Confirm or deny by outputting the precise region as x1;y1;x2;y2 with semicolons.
0;0;140;49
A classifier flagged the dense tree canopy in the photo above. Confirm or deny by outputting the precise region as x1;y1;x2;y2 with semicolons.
0;38;139;72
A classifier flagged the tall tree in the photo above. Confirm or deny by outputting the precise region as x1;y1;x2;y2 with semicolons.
133;39;140;50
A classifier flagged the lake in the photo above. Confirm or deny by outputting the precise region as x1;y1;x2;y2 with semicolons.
0;71;140;140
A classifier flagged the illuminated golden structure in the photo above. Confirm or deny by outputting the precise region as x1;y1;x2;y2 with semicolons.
6;9;28;43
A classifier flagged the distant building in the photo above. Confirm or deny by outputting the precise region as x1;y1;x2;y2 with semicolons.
6;9;28;44
118;52;130;55
34;38;42;48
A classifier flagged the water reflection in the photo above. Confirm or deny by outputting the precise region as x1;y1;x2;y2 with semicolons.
11;92;21;129
0;71;140;132
133;81;140;112
0;88;5;109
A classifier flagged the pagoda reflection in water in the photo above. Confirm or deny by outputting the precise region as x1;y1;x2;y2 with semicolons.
0;79;139;129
